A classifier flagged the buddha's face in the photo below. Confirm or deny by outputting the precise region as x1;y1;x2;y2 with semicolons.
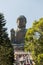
17;19;26;28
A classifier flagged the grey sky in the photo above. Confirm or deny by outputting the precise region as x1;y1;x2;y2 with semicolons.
0;0;43;36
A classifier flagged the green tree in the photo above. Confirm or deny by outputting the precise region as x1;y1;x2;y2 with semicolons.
0;13;14;65
24;18;43;65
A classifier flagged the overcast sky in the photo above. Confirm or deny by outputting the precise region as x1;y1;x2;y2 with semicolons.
0;0;43;36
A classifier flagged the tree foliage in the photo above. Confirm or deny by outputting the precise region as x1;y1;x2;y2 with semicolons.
0;13;14;65
24;18;43;65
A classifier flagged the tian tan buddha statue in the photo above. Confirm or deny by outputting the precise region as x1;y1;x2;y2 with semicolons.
10;15;27;44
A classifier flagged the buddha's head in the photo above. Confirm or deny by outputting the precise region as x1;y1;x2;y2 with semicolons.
17;15;27;28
